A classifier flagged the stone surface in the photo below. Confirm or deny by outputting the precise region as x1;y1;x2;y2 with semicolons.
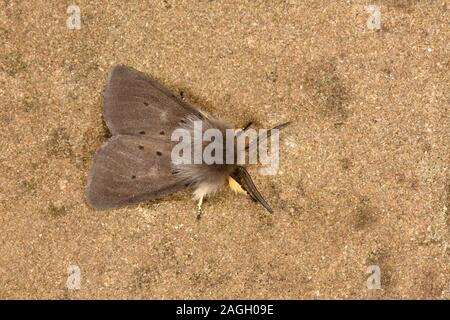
0;1;448;299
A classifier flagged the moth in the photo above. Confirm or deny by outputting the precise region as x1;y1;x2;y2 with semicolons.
86;65;289;215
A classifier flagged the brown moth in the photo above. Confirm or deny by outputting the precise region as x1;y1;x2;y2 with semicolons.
86;65;289;215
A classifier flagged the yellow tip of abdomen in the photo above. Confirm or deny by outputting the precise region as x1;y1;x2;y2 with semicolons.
228;176;247;194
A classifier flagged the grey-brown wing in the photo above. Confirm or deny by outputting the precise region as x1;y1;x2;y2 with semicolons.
104;65;202;137
86;135;187;209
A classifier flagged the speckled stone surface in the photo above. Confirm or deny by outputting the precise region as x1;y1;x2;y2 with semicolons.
0;1;448;299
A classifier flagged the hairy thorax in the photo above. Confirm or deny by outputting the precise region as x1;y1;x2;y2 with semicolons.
171;113;237;200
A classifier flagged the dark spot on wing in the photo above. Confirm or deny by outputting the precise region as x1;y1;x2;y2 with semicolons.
156;151;162;156
139;131;146;135
138;145;144;150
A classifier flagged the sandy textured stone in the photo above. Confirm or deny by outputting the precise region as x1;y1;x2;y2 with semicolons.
0;1;448;299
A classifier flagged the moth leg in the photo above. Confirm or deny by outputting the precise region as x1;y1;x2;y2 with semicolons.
196;196;204;220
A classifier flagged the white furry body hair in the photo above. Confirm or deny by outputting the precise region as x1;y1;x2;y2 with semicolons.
171;113;236;200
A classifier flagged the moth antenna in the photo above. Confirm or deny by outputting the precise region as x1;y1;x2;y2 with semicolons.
231;166;273;214
246;121;291;152
242;121;253;131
